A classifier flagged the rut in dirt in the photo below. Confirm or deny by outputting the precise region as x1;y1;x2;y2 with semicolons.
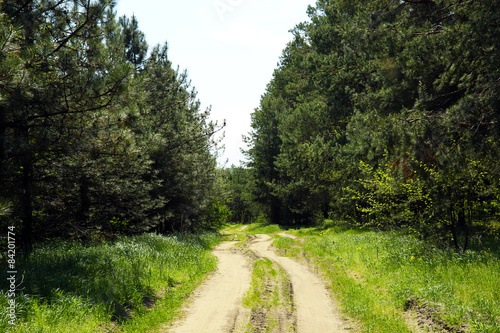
166;241;252;333
167;234;346;333
249;234;346;333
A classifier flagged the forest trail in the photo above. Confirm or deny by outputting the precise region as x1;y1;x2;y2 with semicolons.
249;234;346;333
167;241;252;333
166;233;347;332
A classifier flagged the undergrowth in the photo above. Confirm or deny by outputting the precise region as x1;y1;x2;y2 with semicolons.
274;223;500;332
0;232;220;332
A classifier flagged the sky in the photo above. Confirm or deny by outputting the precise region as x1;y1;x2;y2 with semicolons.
115;0;316;167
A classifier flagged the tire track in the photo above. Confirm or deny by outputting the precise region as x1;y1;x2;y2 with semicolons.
167;241;252;333
166;234;346;333
249;234;346;333
243;256;296;333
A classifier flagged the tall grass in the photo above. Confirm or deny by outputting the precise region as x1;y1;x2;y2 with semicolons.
0;232;220;332
275;225;500;332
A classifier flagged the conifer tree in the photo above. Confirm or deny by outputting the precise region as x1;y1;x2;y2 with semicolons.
247;0;500;247
120;14;148;68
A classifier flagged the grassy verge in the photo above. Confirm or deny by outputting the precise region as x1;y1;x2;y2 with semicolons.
243;224;284;235
273;223;500;333
242;257;294;333
0;232;220;332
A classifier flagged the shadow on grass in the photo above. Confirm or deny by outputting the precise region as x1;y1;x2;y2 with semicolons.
0;232;219;323
1;242;154;322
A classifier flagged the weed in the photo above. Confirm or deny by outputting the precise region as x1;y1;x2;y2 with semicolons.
0;232;220;332
275;223;500;332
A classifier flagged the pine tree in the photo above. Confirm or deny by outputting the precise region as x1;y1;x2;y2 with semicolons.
119;14;148;69
0;0;130;249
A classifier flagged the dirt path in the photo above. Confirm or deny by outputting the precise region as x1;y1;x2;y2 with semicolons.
167;241;252;333
249;234;346;333
167;234;346;333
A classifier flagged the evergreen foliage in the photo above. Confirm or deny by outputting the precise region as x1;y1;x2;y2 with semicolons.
246;0;500;250
223;166;261;224
0;0;224;250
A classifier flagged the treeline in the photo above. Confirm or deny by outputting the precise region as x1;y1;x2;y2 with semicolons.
244;0;500;251
0;0;225;251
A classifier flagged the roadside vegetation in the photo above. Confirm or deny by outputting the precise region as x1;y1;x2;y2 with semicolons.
270;222;500;333
0;232;220;333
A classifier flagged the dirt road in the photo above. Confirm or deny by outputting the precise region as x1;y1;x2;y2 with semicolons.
167;234;346;332
249;234;346;333
167;241;252;333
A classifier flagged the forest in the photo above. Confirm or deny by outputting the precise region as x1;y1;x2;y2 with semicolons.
233;0;500;252
1;0;499;331
1;0;500;253
0;0;227;252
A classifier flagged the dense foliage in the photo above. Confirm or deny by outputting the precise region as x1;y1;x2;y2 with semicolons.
246;0;500;251
222;166;262;224
0;0;225;250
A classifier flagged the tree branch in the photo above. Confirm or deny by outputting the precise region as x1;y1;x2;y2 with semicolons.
403;0;436;4
28;1;92;66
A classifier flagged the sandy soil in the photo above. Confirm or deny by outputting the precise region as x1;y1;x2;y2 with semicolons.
167;241;252;333
249;234;346;333
166;234;347;332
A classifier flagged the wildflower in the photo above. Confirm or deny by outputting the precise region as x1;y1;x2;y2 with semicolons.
411;256;415;260
356;247;361;250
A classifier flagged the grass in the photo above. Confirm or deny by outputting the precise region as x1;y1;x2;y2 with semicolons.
221;222;285;236
244;224;284;235
273;223;500;333
0;232;220;332
242;258;294;333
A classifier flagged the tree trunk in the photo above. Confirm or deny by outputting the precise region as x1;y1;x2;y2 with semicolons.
449;204;470;253
20;147;34;253
79;174;90;227
457;206;469;253
270;196;281;225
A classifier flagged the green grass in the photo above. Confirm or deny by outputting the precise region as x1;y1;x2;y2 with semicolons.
240;223;284;235
242;258;294;333
274;224;500;332
0;232;220;332
220;223;286;246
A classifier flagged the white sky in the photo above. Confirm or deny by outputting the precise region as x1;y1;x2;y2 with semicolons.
115;0;316;167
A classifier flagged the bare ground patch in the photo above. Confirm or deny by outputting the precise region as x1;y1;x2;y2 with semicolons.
166;241;252;333
405;297;471;333
249;234;347;333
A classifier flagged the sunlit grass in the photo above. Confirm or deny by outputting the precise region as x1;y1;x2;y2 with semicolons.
274;224;500;332
244;223;284;235
221;223;285;239
242;258;294;333
0;232;220;332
